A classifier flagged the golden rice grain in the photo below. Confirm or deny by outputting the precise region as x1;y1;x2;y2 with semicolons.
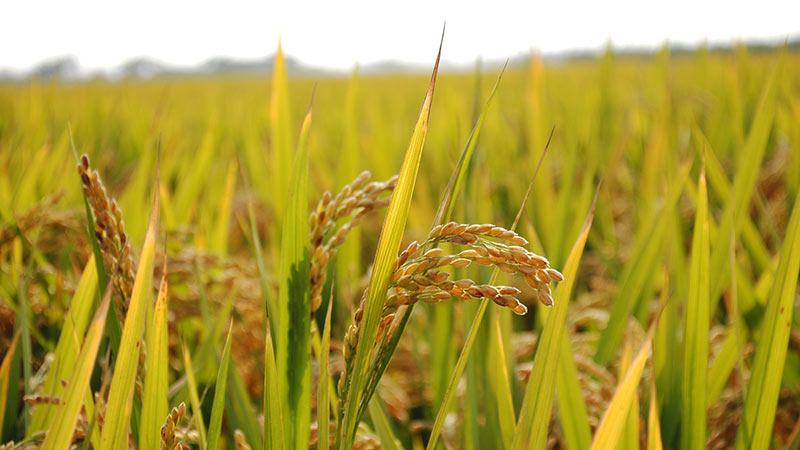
160;402;187;450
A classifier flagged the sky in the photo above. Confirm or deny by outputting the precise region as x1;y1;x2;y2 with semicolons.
2;0;799;74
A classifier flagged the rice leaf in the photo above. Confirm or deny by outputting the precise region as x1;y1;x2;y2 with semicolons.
318;297;333;450
244;198;290;443
207;323;234;450
338;35;442;449
735;187;800;449
619;340;639;450
363;62;513;435
681;165;710;449
264;327;286;450
708;219;749;407
0;329;21;436
29;256;98;433
225;355;262;450
139;266;170;449
182;345;207;449
438;64;510;447
557;331;592;450
16;238;35;432
696;129;770;273
426;130;554;450
368;398;400;450
1;312;21;442
708;65;777;306
41;280;111;450
590;322;658;450
275;96;313;450
511;191;597;450
647;376;663;450
269;39;294;223
489;314;515;448
99;171;159;450
247;192;275;325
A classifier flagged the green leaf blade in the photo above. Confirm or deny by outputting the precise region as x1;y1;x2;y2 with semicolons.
208;323;234;450
99;177;160;450
275;100;313;450
511;197;596;450
140;271;170;450
735;188;800;449
41;283;111;450
338;40;442;449
681;167;710;449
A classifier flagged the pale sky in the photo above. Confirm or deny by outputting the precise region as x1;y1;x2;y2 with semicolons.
2;0;798;73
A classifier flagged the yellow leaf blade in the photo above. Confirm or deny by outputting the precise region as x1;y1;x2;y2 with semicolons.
41;287;111;450
99;175;159;450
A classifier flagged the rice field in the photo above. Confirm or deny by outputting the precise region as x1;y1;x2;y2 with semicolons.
1;42;799;449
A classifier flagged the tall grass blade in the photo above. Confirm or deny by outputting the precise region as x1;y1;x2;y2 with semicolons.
41;284;111;450
270;40;294;223
426;130;554;450
556;331;592;450
275;95;313;450
708;66;777;306
99;169;159;450
362;63;516;427
182;345;207;449
338;34;442;449
140;265;170;449
208;323;234;450
264;327;286;450
29;256;98;433
368;398;400;450
619;340;639;450
590;322;658;450
681;164;710;449
511;189;597;450
647;377;663;450
225;362;262;450
242;173;292;447
0;329;20;437
317;297;333;450
489;314;515;448
735;189;800;449
13;238;36;433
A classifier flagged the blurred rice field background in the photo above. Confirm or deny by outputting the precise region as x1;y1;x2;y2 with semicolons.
1;43;799;449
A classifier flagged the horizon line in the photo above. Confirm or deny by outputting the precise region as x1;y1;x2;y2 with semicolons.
2;34;798;82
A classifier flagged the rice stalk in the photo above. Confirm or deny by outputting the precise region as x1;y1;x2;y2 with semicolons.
309;172;397;312
338;222;562;424
77;154;136;312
